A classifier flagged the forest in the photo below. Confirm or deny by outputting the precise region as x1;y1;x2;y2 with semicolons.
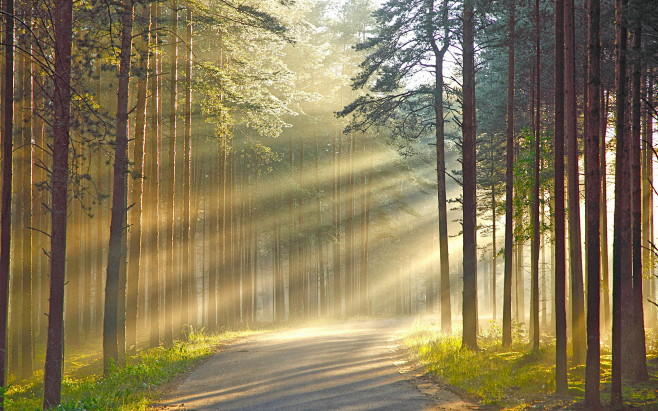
0;0;657;409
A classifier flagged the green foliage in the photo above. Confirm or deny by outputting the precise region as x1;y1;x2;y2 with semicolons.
511;127;554;242
4;330;262;411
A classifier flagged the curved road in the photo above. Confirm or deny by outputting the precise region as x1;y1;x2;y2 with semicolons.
155;318;476;410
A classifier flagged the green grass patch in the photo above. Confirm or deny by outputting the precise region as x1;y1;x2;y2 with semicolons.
4;328;265;410
406;320;658;409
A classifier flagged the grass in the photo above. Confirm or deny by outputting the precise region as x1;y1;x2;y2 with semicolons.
405;320;658;409
4;328;265;410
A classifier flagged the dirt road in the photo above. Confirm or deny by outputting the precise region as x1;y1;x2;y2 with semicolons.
155;318;475;410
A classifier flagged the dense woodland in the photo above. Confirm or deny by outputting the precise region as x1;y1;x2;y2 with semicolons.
0;0;657;409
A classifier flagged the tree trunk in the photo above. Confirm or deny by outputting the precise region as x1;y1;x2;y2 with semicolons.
530;0;541;351
565;0;586;365
67;195;80;346
461;0;478;351
600;90;610;333
275;189;284;321
491;189;496;321
207;141;219;331
554;0;569;395
429;0;452;334
626;2;649;381
147;1;161;347
20;43;34;379
345;134;354;316
360;143;370;315
104;0;134;372
642;73;654;328
44;0;73;406
163;0;179;345
333;132;341;318
0;0;13;403
126;1;149;352
584;0;601;405
611;0;629;405
317;141;327;316
94;60;105;331
502;0;515;347
182;3;194;332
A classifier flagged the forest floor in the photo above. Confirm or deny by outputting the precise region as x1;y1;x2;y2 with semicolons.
4;328;266;410
8;317;656;410
152;317;477;410
406;319;658;410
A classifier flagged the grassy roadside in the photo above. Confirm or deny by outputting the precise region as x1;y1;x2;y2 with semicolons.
4;328;265;410
405;321;658;409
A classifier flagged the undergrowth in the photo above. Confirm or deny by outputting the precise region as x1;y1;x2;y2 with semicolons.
406;320;658;409
3;328;263;410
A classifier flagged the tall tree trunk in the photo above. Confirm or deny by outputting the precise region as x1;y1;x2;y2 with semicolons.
94;60;105;331
317;141;326;316
626;0;649;381
147;2;161;347
20;44;33;379
44;0;73;406
333;132;342;318
541;194;547;328
554;0;569;395
345;134;354;316
104;0;134;372
163;0;179;344
461;0;478;351
584;0;601;405
288;134;299;319
502;0;515;347
642;73;654;328
565;0;586;365
611;0;629;405
600;90;610;333
275;189;284;321
181;2;194;332
429;0;452;334
126;2;150;353
67;195;80;346
0;0;13;403
530;0;541;351
360;142;370;315
207;141;219;331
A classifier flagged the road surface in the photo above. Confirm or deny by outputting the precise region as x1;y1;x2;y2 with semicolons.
154;318;476;410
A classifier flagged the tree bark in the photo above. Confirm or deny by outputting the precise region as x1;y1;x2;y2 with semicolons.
530;0;541;351
20;40;34;380
163;0;179;344
564;0;586;365
584;0;601;405
104;0;134;373
126;1;150;353
360;145;371;315
345;133;354;316
0;0;13;404
626;0;649;381
642;73;654;328
428;0;452;334
44;0;73;406
554;0;569;395
181;2;194;332
146;1;161;347
461;0;478;351
502;0;515;347
611;0;629;405
600;90;610;333
333;132;341;318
